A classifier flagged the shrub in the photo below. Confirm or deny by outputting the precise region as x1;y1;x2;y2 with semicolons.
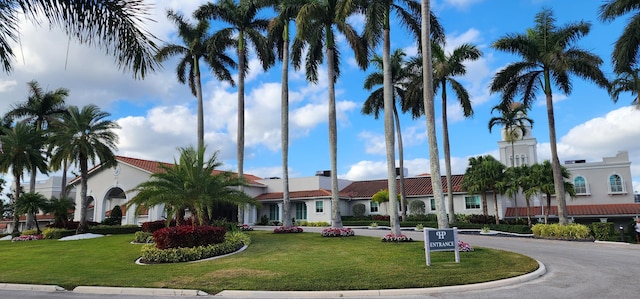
140;232;249;263
352;204;366;218
590;222;614;241
238;224;254;231
531;223;592;240
153;226;227;250
210;219;236;232
21;229;38;236
41;228;74;239
467;214;496;224
12;235;42;242
407;214;437;222
298;221;330;227
372;215;390;221
257;215;269;225
381;234;412;242
89;225;141;235
321;227;355;237
273;226;303;233
47;221;100;230
141;219;176;233
133;231;154;243
409;200;426;216
102;205;123;226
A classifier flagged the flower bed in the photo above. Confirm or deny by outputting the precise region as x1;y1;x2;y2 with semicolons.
12;235;43;242
381;234;413;242
238;224;254;231
321;227;355;237
273;226;303;233
139;231;250;263
458;240;474;252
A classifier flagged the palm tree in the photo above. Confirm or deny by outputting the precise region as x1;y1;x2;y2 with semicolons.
0;123;48;234
496;167;521;221
195;0;275;224
598;0;640;73
0;0;159;78
609;68;640;107
490;8;609;225
155;10;236;151
360;0;444;234
46;197;75;228
432;42;481;225
518;164;536;226
530;161;575;224
49;105;120;234
361;49;413;223
127;145;257;226
15;192;48;234
420;0;447;228
267;0;307;227
291;0;368;228
462;155;505;223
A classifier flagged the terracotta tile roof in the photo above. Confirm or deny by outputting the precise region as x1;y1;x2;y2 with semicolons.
69;156;264;186
255;189;337;201
341;175;465;198
505;204;640;217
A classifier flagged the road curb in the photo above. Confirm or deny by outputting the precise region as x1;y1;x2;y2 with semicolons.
72;286;209;296
0;283;65;292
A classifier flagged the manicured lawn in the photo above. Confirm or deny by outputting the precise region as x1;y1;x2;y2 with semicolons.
0;231;538;294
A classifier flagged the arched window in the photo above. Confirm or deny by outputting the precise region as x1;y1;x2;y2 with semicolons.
574;176;588;195
609;174;624;193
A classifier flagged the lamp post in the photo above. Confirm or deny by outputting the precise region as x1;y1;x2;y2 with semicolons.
619;225;625;242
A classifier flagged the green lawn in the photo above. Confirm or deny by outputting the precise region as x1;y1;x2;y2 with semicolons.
0;231;538;294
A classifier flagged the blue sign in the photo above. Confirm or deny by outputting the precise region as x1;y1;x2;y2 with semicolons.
424;228;460;266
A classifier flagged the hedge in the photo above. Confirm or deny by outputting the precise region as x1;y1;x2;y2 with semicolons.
140;232;248;263
88;225;141;235
153;225;226;250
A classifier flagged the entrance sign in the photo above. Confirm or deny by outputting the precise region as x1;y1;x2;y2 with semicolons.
424;228;460;266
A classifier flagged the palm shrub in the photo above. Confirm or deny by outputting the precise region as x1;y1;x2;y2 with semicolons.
409;200;426;216
352;204;366;218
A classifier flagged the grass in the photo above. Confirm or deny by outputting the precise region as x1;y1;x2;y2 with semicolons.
0;231;538;294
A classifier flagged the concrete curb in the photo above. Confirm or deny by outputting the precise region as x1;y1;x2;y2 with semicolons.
73;286;209;296
215;260;546;298
0;283;65;292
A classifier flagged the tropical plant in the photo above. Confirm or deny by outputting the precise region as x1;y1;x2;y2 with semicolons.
461;155;505;223
127;145;258;227
291;0;367;228
155;10;236;151
529;161;576;224
360;0;444;236
195;0;275;224
15;192;48;234
267;0;308;227
46;196;75;228
598;0;640;73
609;68;640;107
490;8;609;225
49;105;120;234
0;123;48;234
0;0;159;77
432;42;481;225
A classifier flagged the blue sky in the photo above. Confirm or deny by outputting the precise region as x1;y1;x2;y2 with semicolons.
2;0;640;193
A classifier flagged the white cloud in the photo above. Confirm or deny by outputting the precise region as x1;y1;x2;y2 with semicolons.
358;131;386;155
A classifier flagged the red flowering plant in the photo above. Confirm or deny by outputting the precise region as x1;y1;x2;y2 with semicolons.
12;235;43;242
458;240;474;252
273;226;304;233
381;234;413;242
321;227;355;237
238;224;254;231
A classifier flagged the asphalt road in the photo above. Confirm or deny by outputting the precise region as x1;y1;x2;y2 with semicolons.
1;227;639;299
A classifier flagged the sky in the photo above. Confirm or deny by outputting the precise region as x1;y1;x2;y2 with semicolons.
2;0;640;194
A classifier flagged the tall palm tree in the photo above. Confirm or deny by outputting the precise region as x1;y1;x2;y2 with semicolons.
0;0;159;78
49;105;120;234
127;145;257;226
462;155;505;222
490;8;609;225
267;0;307;227
0;123;47;234
195;0;275;224
420;0;447;228
291;0;368;228
156;10;236;151
609;68;640;107
530;161;575;224
360;0;444;234
432;42;481;225
361;49;412;223
598;0;640;73
15;192;48;234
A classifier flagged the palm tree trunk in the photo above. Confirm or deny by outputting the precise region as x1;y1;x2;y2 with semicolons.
393;106;407;221
421;0;448;229
77;156;89;234
281;24;291;227
525;195;532;226
493;190;500;224
511;140;519;220
383;24;400;236
441;81;455;225
481;191;488;217
545;192;551;224
26;166;36;230
327;37;342;228
11;171;21;234
194;57;204;151
237;37;246;225
60;159;69;198
544;71;567;224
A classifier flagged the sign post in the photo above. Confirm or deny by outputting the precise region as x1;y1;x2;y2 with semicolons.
424;228;459;266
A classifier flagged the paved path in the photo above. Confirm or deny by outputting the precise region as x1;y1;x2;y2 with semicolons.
1;227;639;298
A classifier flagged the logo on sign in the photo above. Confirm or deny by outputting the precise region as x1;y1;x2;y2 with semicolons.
435;231;447;239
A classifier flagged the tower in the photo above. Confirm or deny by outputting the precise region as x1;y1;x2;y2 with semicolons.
497;103;537;167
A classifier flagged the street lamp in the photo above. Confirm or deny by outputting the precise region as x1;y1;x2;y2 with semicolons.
619;225;625;242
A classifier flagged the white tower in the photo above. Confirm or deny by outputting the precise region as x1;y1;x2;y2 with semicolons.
497;103;538;167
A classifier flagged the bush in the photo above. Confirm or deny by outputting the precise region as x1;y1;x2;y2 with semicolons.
21;229;39;236
531;223;592;240
47;221;100;230
140;232;249;263
257;215;269;225
89;224;141;235
352;204;366;218
141;219;176;233
590;222;614;241
406;214;437;222
101;205;123;226
409;200;426;216
12;235;42;242
210;219;236;232
298;221;330;227
41;228;75;239
133;231;154;243
372;215;390;221
273;226;303;233
321;227;355;237
153;225;226;250
381;234;412;242
467;214;496;224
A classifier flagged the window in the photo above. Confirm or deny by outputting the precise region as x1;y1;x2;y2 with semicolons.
295;203;307;220
465;195;481;209
609;174;624;193
574;176;588;195
315;200;324;213
370;201;379;213
429;198;436;211
269;204;279;220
